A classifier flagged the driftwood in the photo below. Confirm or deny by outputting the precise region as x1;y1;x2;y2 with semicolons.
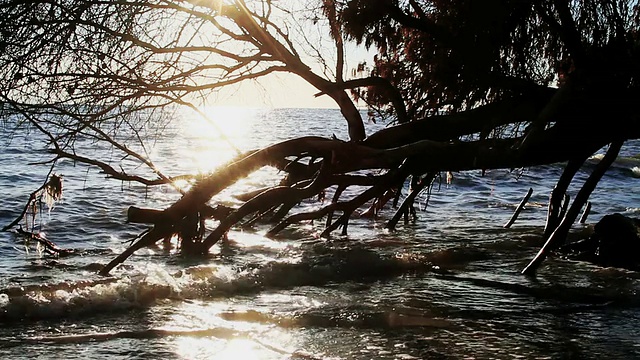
504;188;533;228
15;227;75;256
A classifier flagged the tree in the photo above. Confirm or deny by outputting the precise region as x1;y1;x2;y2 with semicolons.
1;0;639;275
336;0;640;274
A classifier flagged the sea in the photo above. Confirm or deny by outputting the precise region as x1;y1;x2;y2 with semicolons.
1;107;640;359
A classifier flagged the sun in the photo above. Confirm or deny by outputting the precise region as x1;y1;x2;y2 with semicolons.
184;105;260;145
201;106;256;141
179;106;259;173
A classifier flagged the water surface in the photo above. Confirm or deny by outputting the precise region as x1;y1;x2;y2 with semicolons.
1;108;640;359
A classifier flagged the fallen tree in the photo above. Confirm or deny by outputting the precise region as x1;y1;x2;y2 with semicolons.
1;0;639;276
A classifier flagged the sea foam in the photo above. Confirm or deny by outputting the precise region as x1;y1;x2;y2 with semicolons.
0;247;439;323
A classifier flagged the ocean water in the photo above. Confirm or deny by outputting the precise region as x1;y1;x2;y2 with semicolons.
1;107;640;359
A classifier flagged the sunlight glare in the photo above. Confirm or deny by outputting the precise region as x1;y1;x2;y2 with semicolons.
181;106;259;173
192;106;257;144
190;0;233;13
226;230;296;251
168;301;298;359
175;336;226;359
214;338;280;360
175;335;294;360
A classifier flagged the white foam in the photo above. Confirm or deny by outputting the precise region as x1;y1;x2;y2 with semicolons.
0;293;8;307
0;247;435;323
0;270;189;322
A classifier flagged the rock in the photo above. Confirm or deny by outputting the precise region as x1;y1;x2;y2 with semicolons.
559;213;640;270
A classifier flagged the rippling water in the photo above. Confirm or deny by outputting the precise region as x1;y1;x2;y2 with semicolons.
1;108;640;359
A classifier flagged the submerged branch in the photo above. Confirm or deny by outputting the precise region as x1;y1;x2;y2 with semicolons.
51;148;197;187
522;140;624;275
504;188;533;229
15;227;75;256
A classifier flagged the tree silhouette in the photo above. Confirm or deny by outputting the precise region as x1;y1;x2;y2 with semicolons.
1;0;639;275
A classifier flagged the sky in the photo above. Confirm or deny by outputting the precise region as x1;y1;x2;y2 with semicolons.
207;72;342;109
207;46;374;109
202;2;375;109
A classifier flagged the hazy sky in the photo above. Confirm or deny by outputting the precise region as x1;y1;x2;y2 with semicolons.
208;72;341;109
205;5;375;110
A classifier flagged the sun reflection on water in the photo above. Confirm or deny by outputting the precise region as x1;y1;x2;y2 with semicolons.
155;107;326;358
174;337;287;360
194;106;257;141
174;106;290;199
167;301;300;359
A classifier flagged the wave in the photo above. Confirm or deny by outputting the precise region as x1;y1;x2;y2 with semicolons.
0;246;449;323
588;154;640;176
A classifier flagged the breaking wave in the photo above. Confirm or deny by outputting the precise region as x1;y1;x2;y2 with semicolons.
0;246;450;323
